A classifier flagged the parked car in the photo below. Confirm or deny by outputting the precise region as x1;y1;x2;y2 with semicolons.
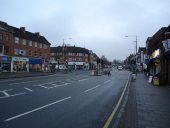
117;65;123;70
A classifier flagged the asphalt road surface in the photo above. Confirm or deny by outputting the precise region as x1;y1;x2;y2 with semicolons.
0;69;129;128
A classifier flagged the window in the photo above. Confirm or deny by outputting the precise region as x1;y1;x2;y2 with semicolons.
0;33;3;40
68;52;72;56
28;50;32;56
39;52;42;56
22;39;26;45
34;51;38;56
5;35;9;42
35;42;37;47
39;43;42;48
14;48;19;55
29;41;32;46
0;45;2;54
68;58;72;61
15;37;19;44
44;44;47;49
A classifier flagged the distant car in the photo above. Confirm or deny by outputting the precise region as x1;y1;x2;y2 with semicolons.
117;66;123;70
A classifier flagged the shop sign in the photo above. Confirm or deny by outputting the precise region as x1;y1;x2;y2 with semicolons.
167;39;170;49
152;49;160;58
12;57;29;62
2;56;12;62
29;58;43;64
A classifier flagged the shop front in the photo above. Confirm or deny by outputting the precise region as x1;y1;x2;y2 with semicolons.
11;57;29;72
29;58;43;72
0;56;11;72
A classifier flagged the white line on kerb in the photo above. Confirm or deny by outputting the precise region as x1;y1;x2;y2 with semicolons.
24;87;33;92
4;96;72;122
84;85;101;93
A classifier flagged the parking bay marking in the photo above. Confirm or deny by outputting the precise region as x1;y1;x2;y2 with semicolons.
4;96;72;122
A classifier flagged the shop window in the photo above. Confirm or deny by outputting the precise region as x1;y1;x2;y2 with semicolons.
29;41;32;46
22;39;26;45
15;37;19;44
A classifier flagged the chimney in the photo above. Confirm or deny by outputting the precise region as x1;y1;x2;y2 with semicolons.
35;32;40;37
20;27;26;33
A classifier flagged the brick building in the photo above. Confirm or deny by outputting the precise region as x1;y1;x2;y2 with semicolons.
0;21;51;72
50;45;98;70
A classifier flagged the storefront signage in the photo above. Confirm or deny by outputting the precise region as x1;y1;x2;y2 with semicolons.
12;57;29;62
167;39;170;49
29;58;43;64
152;49;160;58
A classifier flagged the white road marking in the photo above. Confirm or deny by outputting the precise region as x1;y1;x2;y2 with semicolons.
0;92;26;99
84;85;101;93
0;89;13;97
8;80;37;85
4;96;72;122
78;78;88;82
48;83;70;89
33;84;48;89
104;80;111;84
24;87;33;92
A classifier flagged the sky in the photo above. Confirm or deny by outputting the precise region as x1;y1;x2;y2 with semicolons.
1;0;170;61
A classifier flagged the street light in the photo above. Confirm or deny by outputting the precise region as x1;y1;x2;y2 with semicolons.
125;35;138;74
125;35;137;54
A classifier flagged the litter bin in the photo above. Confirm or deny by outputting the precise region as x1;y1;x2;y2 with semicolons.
153;77;159;86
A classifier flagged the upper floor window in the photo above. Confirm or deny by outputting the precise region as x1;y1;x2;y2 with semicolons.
39;43;42;48
5;35;9;42
29;41;32;46
44;44;47;49
0;33;3;40
35;42;37;47
15;37;19;44
68;52;72;56
22;39;26;45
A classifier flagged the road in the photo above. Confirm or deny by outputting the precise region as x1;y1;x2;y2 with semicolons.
0;69;129;128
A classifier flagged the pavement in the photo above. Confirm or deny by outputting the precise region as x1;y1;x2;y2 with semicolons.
120;73;170;128
0;69;129;128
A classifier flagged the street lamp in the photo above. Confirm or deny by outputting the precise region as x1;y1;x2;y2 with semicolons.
125;35;137;54
125;35;138;74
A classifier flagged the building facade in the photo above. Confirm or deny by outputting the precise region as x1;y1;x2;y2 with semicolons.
50;46;98;70
0;21;51;72
146;25;170;85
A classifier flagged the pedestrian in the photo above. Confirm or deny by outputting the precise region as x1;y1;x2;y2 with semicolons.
108;70;111;76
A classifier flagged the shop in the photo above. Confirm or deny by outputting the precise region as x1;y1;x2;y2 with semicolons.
0;56;11;72
29;58;43;72
11;57;29;72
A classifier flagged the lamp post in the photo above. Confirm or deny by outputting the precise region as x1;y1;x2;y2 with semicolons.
125;35;137;54
125;35;138;74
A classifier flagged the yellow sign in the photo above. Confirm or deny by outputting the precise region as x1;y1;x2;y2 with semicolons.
153;77;159;86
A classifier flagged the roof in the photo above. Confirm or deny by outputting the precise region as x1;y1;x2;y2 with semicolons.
0;21;51;45
51;46;90;54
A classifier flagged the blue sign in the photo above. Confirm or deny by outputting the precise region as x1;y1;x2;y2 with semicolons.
2;56;11;62
29;58;43;64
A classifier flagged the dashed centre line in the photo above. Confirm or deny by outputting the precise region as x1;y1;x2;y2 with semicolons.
84;84;101;93
78;78;88;82
104;80;111;84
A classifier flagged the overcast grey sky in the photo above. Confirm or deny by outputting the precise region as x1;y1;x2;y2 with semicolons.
1;0;170;60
